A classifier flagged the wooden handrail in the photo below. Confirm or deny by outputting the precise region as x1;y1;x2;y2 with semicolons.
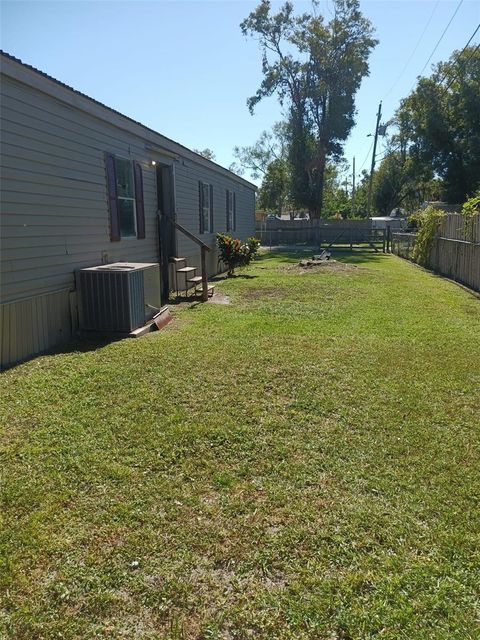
172;219;211;301
173;220;211;251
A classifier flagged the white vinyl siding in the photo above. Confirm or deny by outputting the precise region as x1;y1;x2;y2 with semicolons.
0;54;256;367
0;77;158;304
176;166;255;275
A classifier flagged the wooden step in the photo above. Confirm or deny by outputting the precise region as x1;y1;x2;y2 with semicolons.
187;276;203;284
170;257;186;263
196;284;215;297
176;266;196;273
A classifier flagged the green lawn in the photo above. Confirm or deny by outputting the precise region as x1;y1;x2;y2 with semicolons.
1;251;479;640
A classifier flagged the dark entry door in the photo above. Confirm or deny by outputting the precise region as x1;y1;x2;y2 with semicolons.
156;164;176;301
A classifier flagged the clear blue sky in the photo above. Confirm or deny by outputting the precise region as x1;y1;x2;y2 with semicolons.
1;0;479;185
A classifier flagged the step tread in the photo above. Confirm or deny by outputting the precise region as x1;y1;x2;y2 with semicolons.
195;286;215;298
176;266;196;273
187;276;203;283
170;257;186;263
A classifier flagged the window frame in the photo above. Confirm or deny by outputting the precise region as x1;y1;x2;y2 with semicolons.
226;189;236;232
115;156;137;239
199;181;214;234
105;152;146;242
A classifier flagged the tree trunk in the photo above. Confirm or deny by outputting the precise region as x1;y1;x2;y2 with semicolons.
306;145;327;219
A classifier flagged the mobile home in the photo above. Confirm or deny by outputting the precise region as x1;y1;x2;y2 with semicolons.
0;51;256;368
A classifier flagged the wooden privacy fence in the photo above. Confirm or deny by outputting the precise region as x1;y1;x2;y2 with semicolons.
391;213;480;292
256;219;387;252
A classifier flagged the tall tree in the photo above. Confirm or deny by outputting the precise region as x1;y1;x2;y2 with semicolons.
231;122;288;179
396;46;480;204
232;123;293;217
193;148;216;161
371;151;416;215
371;151;445;215
241;0;377;217
257;157;291;216
321;161;351;218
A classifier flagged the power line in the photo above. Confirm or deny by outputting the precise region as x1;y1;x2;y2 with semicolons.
444;42;480;91
461;23;480;51
358;17;478;180
436;23;480;86
383;0;440;100
358;139;374;173
380;20;478;150
414;0;465;83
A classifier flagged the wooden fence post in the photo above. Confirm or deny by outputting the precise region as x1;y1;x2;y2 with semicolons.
201;246;208;302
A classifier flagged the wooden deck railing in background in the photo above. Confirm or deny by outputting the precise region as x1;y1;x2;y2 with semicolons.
391;213;480;292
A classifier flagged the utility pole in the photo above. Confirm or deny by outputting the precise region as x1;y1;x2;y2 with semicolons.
352;156;356;217
367;101;382;217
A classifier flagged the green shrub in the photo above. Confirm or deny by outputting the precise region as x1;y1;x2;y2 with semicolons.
410;206;445;266
462;193;480;217
410;197;479;264
216;234;260;276
461;193;480;241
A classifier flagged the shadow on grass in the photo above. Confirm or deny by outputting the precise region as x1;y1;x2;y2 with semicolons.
330;250;389;265
1;335;127;372
258;247;389;266
257;249;311;264
167;295;202;307
210;273;259;281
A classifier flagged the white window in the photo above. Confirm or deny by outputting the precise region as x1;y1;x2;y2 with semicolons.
200;182;213;233
226;189;236;232
115;157;137;237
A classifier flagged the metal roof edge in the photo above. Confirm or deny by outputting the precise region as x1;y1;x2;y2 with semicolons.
0;50;257;191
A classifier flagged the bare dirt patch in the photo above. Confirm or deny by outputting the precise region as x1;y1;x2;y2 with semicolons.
282;259;358;274
241;286;290;301
208;292;231;305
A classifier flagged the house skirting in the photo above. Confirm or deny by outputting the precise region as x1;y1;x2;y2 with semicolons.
0;289;73;370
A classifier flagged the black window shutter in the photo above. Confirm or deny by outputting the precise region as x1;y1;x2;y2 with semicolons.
233;192;236;231
199;181;204;233
133;162;145;239
105;152;120;241
210;184;214;233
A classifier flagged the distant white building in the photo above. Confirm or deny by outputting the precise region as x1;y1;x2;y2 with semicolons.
370;209;407;230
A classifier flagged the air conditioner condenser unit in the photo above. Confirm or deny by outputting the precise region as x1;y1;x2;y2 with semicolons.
77;262;162;334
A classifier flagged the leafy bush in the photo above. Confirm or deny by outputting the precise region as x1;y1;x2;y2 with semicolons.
410;205;445;266
409;196;479;264
461;193;480;241
462;193;480;217
216;234;260;276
